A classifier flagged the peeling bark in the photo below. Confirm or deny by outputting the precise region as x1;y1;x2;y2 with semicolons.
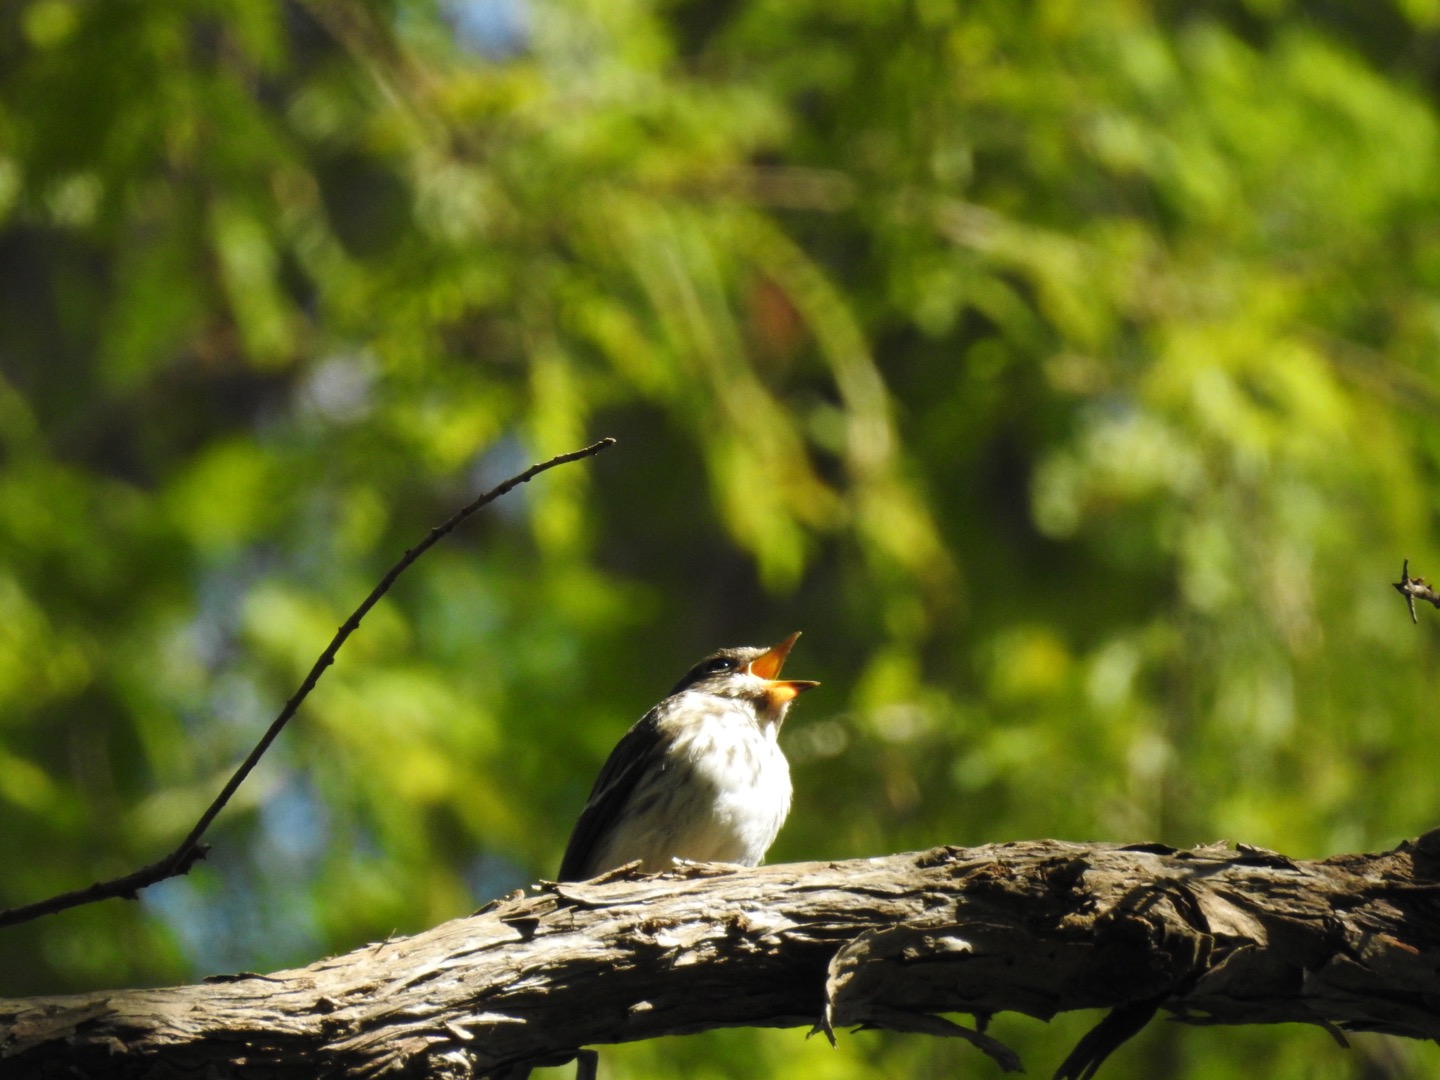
6;836;1440;1079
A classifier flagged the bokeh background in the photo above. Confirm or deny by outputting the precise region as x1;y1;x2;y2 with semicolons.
3;1;1440;1076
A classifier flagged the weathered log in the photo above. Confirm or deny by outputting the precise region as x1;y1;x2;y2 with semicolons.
5;836;1440;1079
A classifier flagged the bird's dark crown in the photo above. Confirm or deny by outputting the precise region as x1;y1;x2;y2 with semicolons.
669;646;769;696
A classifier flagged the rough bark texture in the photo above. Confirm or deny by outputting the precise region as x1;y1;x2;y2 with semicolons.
6;836;1440;1079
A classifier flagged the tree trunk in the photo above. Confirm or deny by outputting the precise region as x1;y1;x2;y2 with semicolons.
5;836;1440;1079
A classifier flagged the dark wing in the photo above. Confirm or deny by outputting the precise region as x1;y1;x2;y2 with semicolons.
557;705;673;881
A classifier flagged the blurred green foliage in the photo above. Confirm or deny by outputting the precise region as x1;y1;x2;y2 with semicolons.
3;0;1440;1076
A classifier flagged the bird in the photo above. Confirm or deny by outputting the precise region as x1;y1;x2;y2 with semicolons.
558;632;819;882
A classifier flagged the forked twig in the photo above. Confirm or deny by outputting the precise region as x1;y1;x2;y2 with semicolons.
0;438;616;928
1393;558;1440;624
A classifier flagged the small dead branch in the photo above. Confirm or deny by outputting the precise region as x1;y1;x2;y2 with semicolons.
0;438;616;929
1393;558;1440;624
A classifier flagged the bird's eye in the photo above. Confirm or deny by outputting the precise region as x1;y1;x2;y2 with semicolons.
702;657;739;675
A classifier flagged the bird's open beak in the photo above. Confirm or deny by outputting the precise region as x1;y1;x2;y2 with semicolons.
748;631;820;704
748;632;800;679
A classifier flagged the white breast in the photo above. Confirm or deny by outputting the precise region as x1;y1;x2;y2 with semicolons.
592;697;793;873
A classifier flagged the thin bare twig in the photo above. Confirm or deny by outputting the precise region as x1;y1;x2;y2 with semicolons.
0;437;617;928
1393;558;1440;624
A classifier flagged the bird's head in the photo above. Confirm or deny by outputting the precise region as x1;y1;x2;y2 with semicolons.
669;631;819;721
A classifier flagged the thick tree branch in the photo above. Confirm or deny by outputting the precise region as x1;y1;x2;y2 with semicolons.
5;836;1440;1079
0;438;616;929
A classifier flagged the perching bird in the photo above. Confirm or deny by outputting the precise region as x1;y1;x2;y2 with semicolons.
558;632;819;881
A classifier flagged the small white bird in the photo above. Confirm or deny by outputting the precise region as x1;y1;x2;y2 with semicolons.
559;632;819;881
